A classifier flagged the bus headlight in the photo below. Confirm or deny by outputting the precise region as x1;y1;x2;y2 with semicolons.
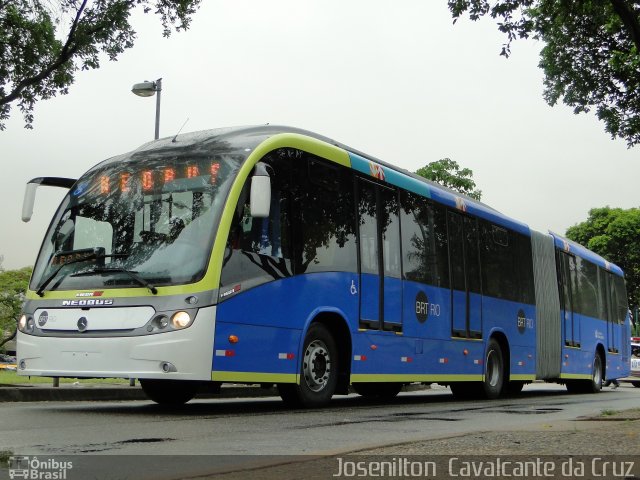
18;315;27;332
171;311;192;329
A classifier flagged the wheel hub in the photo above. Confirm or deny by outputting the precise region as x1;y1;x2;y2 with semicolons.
303;339;331;392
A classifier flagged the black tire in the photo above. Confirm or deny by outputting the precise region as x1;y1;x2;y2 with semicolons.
352;382;403;399
632;382;640;388
482;339;505;399
588;353;604;393
449;339;506;400
139;379;198;405
278;323;338;408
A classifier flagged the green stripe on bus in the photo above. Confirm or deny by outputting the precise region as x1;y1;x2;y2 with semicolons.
25;283;214;299
25;285;196;299
559;373;593;380
509;375;536;381
350;374;483;382
211;371;299;383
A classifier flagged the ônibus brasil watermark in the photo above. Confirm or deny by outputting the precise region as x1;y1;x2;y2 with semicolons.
8;456;72;480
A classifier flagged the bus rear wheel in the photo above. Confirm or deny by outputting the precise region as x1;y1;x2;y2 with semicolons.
139;379;198;405
565;352;604;394
449;339;506;400
352;382;403;399
482;339;505;399
278;323;338;408
590;353;604;392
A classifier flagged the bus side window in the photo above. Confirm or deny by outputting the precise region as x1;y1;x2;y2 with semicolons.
293;156;356;274
400;191;449;288
221;153;293;287
613;275;628;324
236;189;284;258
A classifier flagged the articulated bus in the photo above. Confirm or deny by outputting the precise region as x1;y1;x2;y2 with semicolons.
17;126;631;406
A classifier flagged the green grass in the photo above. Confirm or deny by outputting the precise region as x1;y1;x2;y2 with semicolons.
0;450;13;468
600;409;618;416
0;369;131;386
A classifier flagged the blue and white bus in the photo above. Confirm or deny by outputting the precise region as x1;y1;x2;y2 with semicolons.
17;126;631;406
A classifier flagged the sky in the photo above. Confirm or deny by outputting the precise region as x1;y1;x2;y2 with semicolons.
1;0;638;270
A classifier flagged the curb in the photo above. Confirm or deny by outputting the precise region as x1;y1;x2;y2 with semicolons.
0;385;276;403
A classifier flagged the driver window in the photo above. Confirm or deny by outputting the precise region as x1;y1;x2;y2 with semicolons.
220;151;292;288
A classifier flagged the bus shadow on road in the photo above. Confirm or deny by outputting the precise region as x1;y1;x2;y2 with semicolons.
36;385;580;418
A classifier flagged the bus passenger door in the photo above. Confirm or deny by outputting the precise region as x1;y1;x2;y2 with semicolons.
357;179;402;332
380;187;402;332
604;273;619;353
558;252;578;347
448;212;482;339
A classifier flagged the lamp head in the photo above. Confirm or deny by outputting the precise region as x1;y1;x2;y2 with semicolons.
132;81;157;97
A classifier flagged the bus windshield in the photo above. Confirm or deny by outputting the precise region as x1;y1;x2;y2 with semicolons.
30;153;242;292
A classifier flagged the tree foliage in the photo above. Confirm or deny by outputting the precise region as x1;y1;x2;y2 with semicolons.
0;262;32;350
415;158;482;200
447;0;640;147
565;207;640;307
0;0;201;130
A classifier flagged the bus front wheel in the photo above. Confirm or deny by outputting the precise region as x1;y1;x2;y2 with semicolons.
139;379;198;405
278;323;338;408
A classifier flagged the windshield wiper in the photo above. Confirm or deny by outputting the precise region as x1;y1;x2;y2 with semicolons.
71;267;158;295
36;252;126;297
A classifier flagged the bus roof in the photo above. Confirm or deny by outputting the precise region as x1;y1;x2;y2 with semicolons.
86;124;620;274
88;125;284;171
549;232;624;277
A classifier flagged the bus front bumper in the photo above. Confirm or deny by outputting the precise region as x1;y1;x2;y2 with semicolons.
16;306;216;381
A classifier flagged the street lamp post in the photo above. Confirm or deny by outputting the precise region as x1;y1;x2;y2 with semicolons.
131;78;162;140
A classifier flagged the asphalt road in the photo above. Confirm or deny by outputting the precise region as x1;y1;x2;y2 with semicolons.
1;383;639;479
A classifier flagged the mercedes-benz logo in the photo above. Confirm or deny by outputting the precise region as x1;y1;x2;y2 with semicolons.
77;316;88;332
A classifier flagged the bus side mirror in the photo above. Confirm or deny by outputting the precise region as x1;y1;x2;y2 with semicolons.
22;183;39;222
250;163;271;218
21;177;77;222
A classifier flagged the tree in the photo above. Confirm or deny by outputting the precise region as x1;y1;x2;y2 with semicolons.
565;207;640;308
447;1;640;147
0;0;201;130
415;158;482;200
0;265;32;350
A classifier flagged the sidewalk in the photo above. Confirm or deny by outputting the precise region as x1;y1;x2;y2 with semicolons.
0;382;275;403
